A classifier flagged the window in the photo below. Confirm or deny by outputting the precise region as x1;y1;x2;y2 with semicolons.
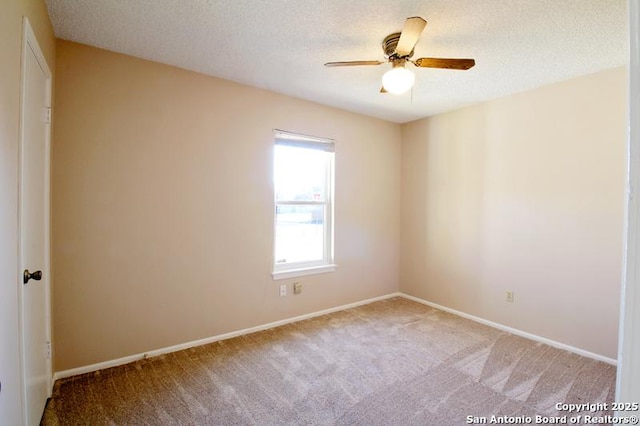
272;130;335;279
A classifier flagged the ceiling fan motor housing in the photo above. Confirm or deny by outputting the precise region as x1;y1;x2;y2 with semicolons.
383;33;413;58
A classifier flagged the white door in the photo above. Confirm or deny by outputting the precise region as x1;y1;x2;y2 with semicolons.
19;19;52;426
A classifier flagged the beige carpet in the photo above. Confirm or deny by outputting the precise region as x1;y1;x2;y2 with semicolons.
42;297;616;425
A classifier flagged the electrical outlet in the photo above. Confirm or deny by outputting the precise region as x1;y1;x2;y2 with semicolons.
279;284;287;297
506;291;514;303
293;282;302;294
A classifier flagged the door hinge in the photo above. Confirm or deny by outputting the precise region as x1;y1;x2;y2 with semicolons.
45;341;51;359
44;107;52;124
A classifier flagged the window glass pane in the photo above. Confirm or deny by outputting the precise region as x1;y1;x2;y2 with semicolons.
274;145;326;202
275;205;324;264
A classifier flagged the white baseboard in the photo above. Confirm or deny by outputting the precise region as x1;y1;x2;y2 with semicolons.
53;290;616;382
52;292;402;382
398;292;617;366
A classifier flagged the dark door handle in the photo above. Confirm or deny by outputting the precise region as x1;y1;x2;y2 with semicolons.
23;269;42;284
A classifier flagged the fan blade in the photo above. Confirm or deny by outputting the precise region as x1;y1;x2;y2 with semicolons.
413;57;475;70
324;60;385;67
395;17;427;57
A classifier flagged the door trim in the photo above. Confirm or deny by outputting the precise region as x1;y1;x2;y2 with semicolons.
18;17;53;423
616;1;640;402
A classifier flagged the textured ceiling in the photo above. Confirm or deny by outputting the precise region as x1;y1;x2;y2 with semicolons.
44;0;627;123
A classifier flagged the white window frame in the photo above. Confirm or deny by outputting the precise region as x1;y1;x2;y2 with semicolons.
272;130;336;280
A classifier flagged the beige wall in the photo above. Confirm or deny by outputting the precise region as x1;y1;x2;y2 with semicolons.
401;67;626;359
52;38;625;370
52;41;401;371
0;0;55;422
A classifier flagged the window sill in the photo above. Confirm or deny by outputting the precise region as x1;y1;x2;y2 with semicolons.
272;264;337;280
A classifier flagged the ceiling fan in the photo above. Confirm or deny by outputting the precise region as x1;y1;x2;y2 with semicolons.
324;17;475;95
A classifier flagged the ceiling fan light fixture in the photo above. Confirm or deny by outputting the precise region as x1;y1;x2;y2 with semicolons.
324;17;475;95
382;66;415;95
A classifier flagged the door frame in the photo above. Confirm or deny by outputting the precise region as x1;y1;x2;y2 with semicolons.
18;17;53;422
616;1;640;402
